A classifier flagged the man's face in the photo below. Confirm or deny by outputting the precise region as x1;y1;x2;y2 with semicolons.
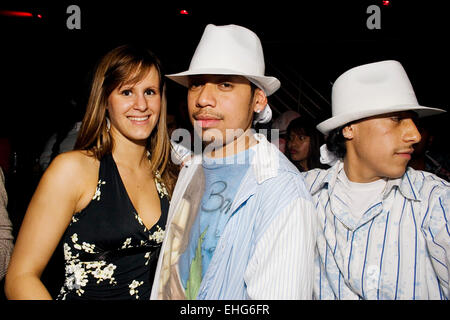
344;111;421;182
187;75;265;151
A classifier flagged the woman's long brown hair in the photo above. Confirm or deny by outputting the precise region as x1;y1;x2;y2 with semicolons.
74;45;178;195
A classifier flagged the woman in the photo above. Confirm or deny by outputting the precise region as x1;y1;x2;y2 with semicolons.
286;117;328;171
5;45;178;300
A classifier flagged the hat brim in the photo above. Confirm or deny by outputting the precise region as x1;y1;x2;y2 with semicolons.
166;68;281;96
317;104;446;135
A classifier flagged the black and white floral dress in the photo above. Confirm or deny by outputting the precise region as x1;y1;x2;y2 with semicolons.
57;153;169;300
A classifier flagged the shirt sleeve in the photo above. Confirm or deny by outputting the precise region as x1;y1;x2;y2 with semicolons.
425;186;450;298
244;197;317;299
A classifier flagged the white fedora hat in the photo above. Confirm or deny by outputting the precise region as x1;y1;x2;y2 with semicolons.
166;24;281;96
317;60;446;135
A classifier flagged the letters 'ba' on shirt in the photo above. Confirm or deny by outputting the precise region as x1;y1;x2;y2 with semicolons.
303;161;450;300
179;149;250;299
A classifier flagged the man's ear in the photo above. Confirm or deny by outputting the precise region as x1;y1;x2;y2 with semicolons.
342;124;355;140
253;88;268;113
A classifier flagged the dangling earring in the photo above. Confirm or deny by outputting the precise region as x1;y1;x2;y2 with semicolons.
253;104;272;125
106;117;111;132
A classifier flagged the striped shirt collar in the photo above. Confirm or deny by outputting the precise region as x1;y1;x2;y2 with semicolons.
251;133;279;184
310;160;421;202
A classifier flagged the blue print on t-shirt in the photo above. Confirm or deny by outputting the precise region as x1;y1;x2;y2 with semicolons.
179;148;253;290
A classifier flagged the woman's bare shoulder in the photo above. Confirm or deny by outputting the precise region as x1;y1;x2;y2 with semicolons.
43;150;99;185
52;150;97;169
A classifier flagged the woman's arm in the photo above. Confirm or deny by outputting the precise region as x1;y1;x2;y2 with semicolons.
4;151;94;299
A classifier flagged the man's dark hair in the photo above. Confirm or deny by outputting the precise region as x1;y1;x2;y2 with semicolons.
326;126;347;159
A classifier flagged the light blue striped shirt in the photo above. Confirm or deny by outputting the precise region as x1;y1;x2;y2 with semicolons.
303;161;450;300
152;133;317;299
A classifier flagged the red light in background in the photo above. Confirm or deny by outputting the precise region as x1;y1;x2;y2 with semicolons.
382;0;391;6
0;10;33;17
37;13;42;19
179;9;189;15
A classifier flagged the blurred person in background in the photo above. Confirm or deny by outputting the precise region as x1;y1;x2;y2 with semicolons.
286;117;328;171
409;115;450;181
271;110;300;153
0;167;14;282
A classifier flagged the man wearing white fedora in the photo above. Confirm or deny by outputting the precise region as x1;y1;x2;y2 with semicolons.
303;60;449;299
151;24;316;299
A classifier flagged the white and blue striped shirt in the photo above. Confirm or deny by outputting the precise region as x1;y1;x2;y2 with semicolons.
152;134;317;299
303;161;450;300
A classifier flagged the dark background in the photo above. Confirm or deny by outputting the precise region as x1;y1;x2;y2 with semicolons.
0;0;449;298
1;1;449;140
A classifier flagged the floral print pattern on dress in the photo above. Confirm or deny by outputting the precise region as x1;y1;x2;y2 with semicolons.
92;179;106;201
121;237;133;249
129;280;144;299
149;225;165;244
134;213;148;232
59;236;118;300
154;170;169;199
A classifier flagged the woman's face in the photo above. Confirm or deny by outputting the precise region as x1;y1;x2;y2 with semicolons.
106;65;161;144
287;130;311;162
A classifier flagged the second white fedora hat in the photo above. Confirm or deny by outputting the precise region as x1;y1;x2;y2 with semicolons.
317;60;446;135
166;24;281;96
